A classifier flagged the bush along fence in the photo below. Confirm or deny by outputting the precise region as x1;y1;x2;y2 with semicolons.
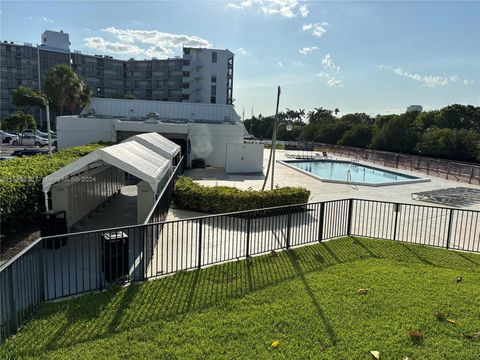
0;144;106;238
315;143;480;184
1;197;479;342
174;176;311;214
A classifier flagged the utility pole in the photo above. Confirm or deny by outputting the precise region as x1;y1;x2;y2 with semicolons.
270;86;281;190
45;100;52;155
262;86;281;191
31;95;53;155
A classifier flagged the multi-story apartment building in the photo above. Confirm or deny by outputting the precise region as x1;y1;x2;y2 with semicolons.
0;30;234;123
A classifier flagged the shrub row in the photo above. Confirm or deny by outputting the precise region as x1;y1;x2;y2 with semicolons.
0;144;106;236
173;176;311;215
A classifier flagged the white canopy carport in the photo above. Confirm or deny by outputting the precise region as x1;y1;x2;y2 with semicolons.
42;134;173;210
122;132;180;162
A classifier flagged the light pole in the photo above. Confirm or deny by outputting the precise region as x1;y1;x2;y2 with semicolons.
44;99;52;155
30;95;53;155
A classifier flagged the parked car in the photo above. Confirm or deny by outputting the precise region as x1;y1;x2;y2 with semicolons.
12;134;49;147
37;129;57;139
0;130;20;144
36;132;58;147
11;148;49;157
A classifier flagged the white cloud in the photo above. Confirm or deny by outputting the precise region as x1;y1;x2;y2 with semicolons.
387;67;474;87
299;4;309;17
316;54;343;88
82;27;92;32
236;47;249;55
227;0;309;18
102;27;211;48
277;61;283;67
302;22;327;38
226;0;253;10
298;46;318;55
86;27;212;58
322;54;340;72
327;77;343;87
39;16;53;23
84;37;144;56
144;45;174;58
393;67;448;87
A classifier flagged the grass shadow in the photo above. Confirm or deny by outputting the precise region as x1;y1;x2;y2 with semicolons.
4;236;480;357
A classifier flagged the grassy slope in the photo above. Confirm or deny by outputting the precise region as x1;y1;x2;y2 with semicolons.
1;237;480;359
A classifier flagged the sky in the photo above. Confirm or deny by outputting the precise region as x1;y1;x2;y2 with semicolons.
1;0;479;117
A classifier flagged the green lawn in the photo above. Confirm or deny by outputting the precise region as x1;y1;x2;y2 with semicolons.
1;237;480;359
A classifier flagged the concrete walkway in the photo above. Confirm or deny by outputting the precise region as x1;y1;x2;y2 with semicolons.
75;185;138;232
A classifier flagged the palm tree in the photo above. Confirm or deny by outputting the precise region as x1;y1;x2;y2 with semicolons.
44;64;90;115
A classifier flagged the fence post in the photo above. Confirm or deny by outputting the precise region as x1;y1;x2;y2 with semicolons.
38;242;46;301
318;202;325;242
392;203;400;241
245;218;251;258
286;207;292;249
197;218;203;269
347;199;354;236
8;266;18;334
98;236;104;291
446;209;454;249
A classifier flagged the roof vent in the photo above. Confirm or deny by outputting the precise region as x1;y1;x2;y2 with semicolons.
144;112;160;124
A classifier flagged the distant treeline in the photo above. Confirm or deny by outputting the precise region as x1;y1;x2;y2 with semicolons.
244;104;480;162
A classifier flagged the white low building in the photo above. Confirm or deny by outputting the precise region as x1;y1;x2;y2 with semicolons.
57;97;261;169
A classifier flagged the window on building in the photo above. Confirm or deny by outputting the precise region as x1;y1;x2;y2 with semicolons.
182;94;189;100
212;52;217;63
211;85;216;96
182;71;190;77
184;48;190;55
211;74;217;83
211;96;216;104
182;82;189;89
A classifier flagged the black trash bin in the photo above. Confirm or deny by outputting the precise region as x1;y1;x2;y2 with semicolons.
102;231;129;283
40;211;68;249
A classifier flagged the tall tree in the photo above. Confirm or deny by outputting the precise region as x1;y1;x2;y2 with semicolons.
43;64;90;115
1;111;36;132
11;86;45;114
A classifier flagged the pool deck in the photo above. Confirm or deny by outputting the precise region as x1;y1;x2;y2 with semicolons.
182;149;480;212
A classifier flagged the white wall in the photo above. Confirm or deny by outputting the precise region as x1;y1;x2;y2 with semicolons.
185;48;233;105
41;30;70;52
188;123;244;167
57;116;115;149
225;143;264;173
82;97;240;123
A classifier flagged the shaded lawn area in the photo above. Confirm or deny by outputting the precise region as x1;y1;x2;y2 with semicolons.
1;237;480;359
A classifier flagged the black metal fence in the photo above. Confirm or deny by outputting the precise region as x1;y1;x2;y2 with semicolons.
316;143;480;184
1;198;479;342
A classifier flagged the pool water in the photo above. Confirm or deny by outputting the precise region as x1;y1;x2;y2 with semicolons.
281;160;428;185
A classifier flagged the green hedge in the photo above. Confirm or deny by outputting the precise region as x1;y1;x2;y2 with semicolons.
173;176;310;215
0;144;106;235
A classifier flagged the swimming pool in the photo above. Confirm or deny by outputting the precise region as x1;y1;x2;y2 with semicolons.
279;160;430;186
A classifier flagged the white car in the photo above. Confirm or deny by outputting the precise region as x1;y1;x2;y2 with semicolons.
13;134;49;147
0;130;20;144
